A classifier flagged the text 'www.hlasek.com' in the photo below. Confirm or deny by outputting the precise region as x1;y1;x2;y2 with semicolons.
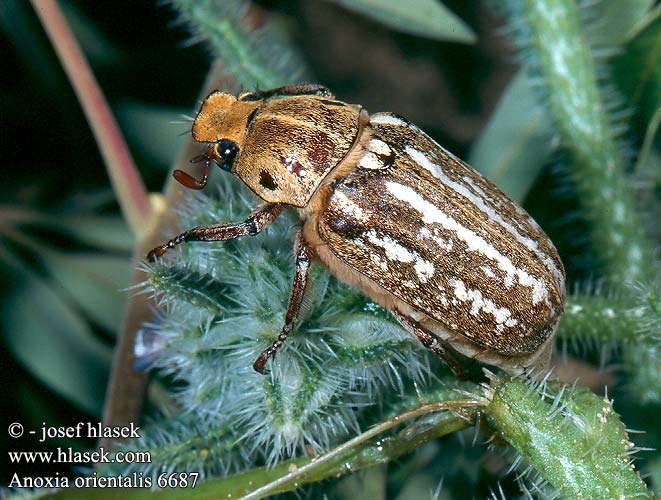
7;421;200;489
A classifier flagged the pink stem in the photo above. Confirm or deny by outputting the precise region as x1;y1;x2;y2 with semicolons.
30;0;152;235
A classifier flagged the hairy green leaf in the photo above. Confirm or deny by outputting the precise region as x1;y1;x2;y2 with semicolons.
587;0;655;45
43;253;130;333
486;377;652;499
613;6;661;127
328;0;475;43
171;0;309;88
469;70;554;203
2;278;112;416
56;215;133;253
116;102;189;168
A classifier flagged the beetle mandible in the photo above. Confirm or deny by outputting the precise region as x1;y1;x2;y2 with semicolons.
148;83;566;375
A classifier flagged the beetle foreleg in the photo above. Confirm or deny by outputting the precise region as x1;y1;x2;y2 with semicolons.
172;150;212;190
391;309;465;377
253;233;312;374
147;203;283;261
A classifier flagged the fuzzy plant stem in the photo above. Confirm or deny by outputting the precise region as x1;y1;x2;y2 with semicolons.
170;0;309;89
559;288;661;402
559;294;640;343
484;376;653;499
505;0;661;405
558;288;660;345
507;0;655;285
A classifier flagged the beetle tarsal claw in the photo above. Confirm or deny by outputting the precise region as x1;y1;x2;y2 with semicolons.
252;352;272;375
146;246;165;262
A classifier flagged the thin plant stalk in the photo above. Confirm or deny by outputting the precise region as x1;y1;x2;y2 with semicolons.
30;0;151;236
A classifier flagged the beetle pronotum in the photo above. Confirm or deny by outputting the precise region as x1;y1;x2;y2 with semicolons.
148;83;565;375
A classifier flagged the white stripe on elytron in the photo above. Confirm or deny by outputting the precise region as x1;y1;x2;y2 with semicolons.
369;113;408;127
365;230;416;263
385;181;549;305
414;259;435;282
331;190;368;221
418;227;453;251
405;145;563;286
364;229;435;283
450;278;518;330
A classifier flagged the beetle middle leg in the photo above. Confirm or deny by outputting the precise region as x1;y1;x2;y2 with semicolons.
147;203;283;261
391;309;465;377
253;232;312;374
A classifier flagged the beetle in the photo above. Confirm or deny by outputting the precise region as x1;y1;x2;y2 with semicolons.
148;83;566;375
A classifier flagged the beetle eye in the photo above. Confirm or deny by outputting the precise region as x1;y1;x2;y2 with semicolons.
215;139;239;172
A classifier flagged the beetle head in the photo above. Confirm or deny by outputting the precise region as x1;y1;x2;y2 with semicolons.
191;89;363;208
192;91;259;173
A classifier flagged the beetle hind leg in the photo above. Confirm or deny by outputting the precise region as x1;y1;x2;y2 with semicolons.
391;309;465;377
253;233;312;374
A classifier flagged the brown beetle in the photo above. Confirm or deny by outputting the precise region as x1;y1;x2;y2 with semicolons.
148;83;565;375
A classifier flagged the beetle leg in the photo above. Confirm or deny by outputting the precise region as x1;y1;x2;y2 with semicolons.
391;309;465;377
253;233;312;374
239;83;335;102
147;203;283;261
172;151;212;190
